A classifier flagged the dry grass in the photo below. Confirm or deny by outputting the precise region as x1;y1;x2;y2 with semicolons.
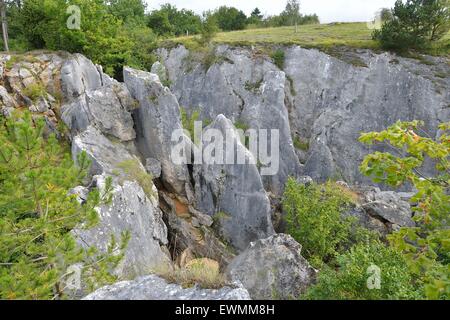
153;258;227;289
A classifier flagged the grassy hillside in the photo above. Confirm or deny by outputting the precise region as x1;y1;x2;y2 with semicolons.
168;22;450;54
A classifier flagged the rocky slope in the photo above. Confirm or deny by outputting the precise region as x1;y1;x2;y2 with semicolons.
0;45;448;300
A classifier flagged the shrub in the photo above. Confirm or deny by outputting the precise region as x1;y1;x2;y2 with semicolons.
283;178;371;268
117;158;155;199
200;13;219;45
0;112;127;299
271;49;286;70
293;136;309;151
373;0;450;52
305;241;421;300
22;82;47;102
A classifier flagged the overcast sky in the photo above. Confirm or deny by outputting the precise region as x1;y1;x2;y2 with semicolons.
145;0;398;23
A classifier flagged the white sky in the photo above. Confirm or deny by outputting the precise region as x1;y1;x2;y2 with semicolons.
145;0;397;23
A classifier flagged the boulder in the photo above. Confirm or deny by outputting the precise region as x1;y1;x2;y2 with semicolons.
227;234;316;300
83;275;251;300
193;114;275;251
0;85;16;116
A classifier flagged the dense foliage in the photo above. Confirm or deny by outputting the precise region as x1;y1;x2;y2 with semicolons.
212;6;248;31
373;0;450;51
297;120;449;300
360;121;449;299
0;113;128;299
147;4;202;36
5;0;157;78
283;179;373;269
305;241;420;300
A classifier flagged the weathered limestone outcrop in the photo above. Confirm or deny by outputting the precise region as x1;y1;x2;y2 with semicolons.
158;45;449;189
83;275;251;300
73;175;171;279
123;67;192;197
284;47;449;184
71;126;135;176
2;46;447;300
158;46;302;196
71;126;171;278
61;54;136;141
193;114;275;251
61;85;136;141
227;234;316;300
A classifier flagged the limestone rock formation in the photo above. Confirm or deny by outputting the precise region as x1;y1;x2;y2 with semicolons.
83;275;251;300
193;114;275;251
158;45;449;189
74;175;171;279
123;67;192;197
227;234;316;300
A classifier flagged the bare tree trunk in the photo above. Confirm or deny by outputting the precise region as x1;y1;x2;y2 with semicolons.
0;0;9;52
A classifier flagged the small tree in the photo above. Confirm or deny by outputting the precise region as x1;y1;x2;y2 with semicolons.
0;112;128;299
379;8;393;22
373;0;450;51
282;0;301;28
0;0;9;51
248;7;263;25
200;12;219;45
360;121;449;299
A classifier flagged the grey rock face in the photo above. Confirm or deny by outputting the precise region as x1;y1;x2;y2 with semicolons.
159;45;302;196
61;84;136;141
60;54;102;99
159;45;448;189
227;234;316;300
193;115;274;251
346;187;415;235
0;85;16;116
83;275;251;300
145;158;162;178
72;126;171;278
72;126;136;177
74;175;170;279
151;61;168;84
284;47;449;184
123;67;192;196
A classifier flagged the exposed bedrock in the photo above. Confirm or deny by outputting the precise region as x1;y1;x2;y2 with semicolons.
158;45;449;189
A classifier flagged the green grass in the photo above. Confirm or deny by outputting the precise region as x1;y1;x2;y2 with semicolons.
166;22;450;56
116;158;155;199
170;23;379;50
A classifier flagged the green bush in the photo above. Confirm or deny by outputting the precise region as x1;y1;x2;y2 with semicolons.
283;178;370;268
373;0;450;52
271;49;286;70
360;120;450;300
305;241;421;300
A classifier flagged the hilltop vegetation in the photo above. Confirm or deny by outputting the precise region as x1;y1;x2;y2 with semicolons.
1;0;449;80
